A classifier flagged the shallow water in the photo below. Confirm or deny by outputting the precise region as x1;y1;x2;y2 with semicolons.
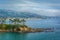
0;18;60;40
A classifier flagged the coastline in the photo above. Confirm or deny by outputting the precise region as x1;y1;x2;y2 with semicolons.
0;18;54;33
0;28;54;33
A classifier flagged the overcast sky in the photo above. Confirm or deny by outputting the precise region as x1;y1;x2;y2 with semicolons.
0;0;60;16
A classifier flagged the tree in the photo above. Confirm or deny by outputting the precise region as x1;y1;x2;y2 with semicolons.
9;18;14;24
0;18;6;24
0;17;6;29
9;18;21;27
13;18;21;25
21;19;26;26
9;18;21;31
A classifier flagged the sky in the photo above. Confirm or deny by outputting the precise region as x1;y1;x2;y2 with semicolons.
0;0;60;16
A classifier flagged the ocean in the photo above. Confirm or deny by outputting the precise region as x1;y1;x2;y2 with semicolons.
0;18;60;40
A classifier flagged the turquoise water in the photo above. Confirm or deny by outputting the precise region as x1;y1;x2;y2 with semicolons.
0;18;60;40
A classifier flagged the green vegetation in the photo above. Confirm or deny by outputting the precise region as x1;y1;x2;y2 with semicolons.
0;17;45;33
0;18;28;32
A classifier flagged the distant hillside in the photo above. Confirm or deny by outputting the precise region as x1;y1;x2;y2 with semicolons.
0;9;59;19
0;9;46;18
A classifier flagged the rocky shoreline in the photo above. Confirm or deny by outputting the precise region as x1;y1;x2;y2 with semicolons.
0;28;54;33
18;28;54;33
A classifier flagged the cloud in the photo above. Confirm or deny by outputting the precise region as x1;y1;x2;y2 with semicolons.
10;1;60;16
0;0;60;16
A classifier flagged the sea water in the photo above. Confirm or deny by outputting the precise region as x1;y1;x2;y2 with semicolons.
0;18;60;40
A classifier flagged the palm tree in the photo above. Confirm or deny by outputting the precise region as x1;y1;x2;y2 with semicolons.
13;18;21;25
0;17;6;29
9;18;21;26
9;18;14;24
21;19;26;26
0;18;6;24
9;18;21;31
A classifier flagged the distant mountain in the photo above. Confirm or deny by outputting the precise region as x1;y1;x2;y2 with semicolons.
0;9;60;19
0;9;46;18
